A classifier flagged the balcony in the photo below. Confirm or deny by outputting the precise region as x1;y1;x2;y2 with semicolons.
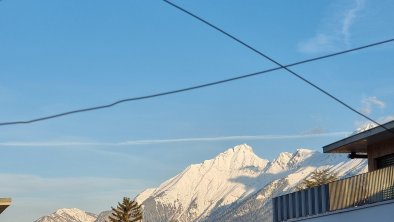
272;165;394;222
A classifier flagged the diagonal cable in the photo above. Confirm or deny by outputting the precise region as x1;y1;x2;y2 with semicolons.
162;0;394;133
0;38;393;126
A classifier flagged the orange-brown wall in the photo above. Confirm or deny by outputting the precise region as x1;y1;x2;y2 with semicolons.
367;138;394;171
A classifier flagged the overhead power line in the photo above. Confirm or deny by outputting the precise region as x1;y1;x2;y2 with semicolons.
0;39;393;126
162;0;394;133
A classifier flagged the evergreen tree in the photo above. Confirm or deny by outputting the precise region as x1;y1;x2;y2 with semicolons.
297;168;338;190
107;197;143;222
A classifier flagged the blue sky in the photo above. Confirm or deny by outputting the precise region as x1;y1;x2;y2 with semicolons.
1;0;394;221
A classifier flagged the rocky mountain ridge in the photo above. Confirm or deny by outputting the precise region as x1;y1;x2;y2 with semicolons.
35;144;367;222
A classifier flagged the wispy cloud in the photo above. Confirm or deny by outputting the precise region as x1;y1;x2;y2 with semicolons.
355;96;392;130
301;128;327;135
0;132;350;147
119;132;350;145
342;0;364;45
360;96;385;115
298;34;339;54
299;0;365;53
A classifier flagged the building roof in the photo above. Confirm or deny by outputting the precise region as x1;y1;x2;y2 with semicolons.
0;198;11;214
323;120;394;153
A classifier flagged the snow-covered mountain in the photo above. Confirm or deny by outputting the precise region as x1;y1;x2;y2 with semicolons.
136;144;367;222
36;144;367;222
353;122;378;134
135;144;270;222
94;211;111;222
204;147;366;222
34;208;97;222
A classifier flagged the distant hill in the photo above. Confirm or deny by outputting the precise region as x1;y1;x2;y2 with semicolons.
34;208;96;222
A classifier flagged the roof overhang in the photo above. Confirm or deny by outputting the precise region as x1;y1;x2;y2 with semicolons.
0;198;11;214
323;120;394;154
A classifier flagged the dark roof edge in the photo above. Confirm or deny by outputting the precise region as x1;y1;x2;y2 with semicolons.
323;120;394;153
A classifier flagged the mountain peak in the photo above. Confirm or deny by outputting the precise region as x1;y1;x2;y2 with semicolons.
295;148;315;153
353;122;378;135
275;152;292;162
266;149;317;173
223;144;253;154
210;144;266;169
135;144;270;222
35;208;97;222
55;208;84;215
210;144;255;163
291;148;317;160
287;148;317;167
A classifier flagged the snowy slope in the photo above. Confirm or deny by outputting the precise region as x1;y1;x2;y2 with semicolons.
34;208;97;222
205;149;366;222
353;122;378;134
36;144;367;222
136;145;367;222
135;144;270;222
93;211;111;222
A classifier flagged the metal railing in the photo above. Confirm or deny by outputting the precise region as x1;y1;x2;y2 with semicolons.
272;165;394;222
